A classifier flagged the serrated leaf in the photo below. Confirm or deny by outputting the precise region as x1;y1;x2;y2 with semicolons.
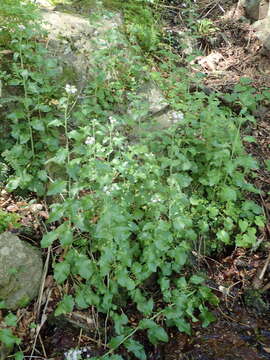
41;231;58;248
113;313;129;335
47;180;67;195
137;297;153;316
54;262;70;283
55;295;74;316
0;328;21;348
139;319;157;330
117;274;136;291
31;119;45;131
46;148;68;165
174;318;191;335
239;219;248;233
108;335;125;349
76;258;93;280
217;229;230;244
199;306;216;327
60;228;73;246
4;313;17;327
125;339;146;360
220;186;237;202
148;326;169;345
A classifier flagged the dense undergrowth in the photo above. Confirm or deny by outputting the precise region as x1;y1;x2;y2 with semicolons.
0;0;267;358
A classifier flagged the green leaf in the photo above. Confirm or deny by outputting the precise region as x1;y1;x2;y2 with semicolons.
125;339;146;360
199;306;216;327
243;136;256;143
41;231;58;248
0;301;6;309
48;119;63;127
174;318;191;335
76;258;93;280
117;274;136;291
55;295;74;316
60;228;73;247
14;351;24;360
108;335;125;349
137;297;153;316
46;148;68;165
189;275;205;285
217;229;230;244
4;313;17;327
54;262;70;283
139;319;157;330
112;313;129;335
265;159;270;172
31;119;45;131
220;186;237;202
47;180;67;196
239;219;248;233
0;328;21;348
148;326;169;345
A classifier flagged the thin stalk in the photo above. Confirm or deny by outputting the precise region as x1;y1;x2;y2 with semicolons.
64;96;71;197
102;306;171;358
19;36;35;156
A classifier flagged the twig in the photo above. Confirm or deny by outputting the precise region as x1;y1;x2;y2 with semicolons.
259;251;270;280
36;245;51;318
38;334;47;359
30;289;52;359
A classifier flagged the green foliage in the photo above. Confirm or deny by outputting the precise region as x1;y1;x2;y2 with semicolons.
0;210;20;232
0;0;266;358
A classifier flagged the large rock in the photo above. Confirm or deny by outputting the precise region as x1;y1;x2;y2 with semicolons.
252;16;270;50
40;6;169;118
244;0;269;20
0;232;43;310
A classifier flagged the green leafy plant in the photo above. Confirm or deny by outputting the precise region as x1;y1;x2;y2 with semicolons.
0;210;20;233
0;310;23;360
0;0;266;358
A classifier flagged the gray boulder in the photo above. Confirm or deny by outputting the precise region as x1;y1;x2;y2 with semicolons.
244;0;269;20
252;16;270;50
0;232;43;310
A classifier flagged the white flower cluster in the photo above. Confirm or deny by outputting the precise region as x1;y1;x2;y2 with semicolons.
65;84;77;95
103;183;120;195
18;24;26;31
151;194;162;203
85;136;95;145
171;111;184;124
109;115;117;125
65;347;91;360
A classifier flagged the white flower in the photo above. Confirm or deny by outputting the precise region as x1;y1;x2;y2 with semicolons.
65;84;77;95
109;116;117;125
65;348;90;360
151;194;162;203
171;111;184;124
85;136;95;145
18;24;26;31
103;183;120;195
